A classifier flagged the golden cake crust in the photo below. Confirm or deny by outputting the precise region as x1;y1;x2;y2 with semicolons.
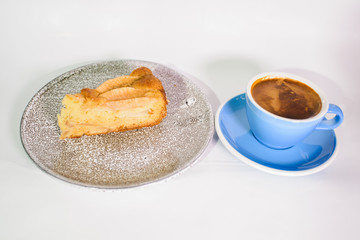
57;67;168;139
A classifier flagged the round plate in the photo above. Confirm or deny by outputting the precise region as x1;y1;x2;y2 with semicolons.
215;93;338;176
21;60;214;189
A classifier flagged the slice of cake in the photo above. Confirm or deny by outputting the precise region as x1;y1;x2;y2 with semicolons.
57;67;168;139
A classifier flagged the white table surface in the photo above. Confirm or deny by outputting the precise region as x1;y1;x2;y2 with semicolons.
1;0;359;239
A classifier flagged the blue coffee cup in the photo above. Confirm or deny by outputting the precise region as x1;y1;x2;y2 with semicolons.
246;72;343;149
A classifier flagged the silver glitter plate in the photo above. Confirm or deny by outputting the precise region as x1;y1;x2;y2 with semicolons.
20;60;214;189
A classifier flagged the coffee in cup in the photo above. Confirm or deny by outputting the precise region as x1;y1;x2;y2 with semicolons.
246;72;343;149
251;77;322;120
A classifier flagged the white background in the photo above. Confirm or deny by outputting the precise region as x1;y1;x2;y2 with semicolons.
1;0;359;239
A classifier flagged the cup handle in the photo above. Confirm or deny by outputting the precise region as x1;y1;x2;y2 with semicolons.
316;104;344;130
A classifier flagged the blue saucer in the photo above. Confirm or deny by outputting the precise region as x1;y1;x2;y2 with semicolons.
215;94;338;176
